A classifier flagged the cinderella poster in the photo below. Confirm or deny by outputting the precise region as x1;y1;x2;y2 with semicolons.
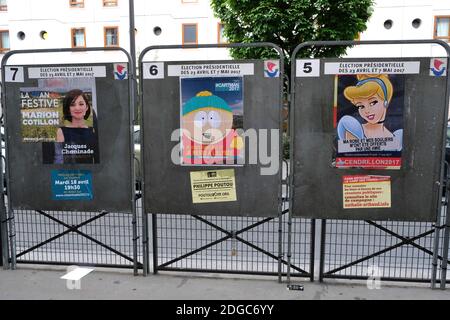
333;74;404;170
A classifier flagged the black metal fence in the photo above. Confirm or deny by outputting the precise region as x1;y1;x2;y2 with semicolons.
318;161;450;284
319;219;447;283
152;212;314;280
13;209;142;271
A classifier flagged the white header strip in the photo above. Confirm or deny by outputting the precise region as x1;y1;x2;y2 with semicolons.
28;66;107;79
324;61;421;75
168;63;254;77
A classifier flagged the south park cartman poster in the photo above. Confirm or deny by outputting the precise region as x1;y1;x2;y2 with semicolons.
180;76;244;166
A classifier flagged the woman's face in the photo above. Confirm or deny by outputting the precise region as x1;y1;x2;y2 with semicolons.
354;94;386;124
70;95;88;121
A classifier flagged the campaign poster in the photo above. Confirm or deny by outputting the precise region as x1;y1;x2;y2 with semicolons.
51;170;93;201
333;74;404;169
343;175;391;209
180;76;244;166
190;169;237;204
19;77;99;164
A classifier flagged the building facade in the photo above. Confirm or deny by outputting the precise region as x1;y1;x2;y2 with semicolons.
0;0;448;62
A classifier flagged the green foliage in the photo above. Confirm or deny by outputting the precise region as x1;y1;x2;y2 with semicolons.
211;0;374;63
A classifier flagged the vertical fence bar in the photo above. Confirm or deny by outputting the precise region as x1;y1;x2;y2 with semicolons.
152;213;158;274
440;217;450;288
277;204;283;283
286;209;293;283
319;219;326;282
0;195;7;269
440;183;450;288
310;219;316;282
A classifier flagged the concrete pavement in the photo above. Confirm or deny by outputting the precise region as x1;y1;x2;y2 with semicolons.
0;265;448;300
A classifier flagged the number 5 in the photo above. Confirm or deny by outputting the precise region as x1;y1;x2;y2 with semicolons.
296;59;320;77
303;62;312;74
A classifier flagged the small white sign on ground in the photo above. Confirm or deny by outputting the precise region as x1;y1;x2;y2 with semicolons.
60;267;95;281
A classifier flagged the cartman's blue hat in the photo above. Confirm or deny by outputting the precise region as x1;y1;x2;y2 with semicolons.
182;91;232;116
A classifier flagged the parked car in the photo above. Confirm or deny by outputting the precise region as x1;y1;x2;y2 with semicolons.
446;125;450;165
134;125;141;190
444;125;450;182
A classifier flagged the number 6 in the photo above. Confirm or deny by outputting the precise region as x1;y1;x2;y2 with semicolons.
149;65;158;76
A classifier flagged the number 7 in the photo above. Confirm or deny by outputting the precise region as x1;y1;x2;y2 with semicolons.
10;67;19;81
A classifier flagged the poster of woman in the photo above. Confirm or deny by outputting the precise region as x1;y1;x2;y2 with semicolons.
20;77;101;164
334;74;404;169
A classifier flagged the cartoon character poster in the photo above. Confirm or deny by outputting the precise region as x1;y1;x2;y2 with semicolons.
20;77;99;164
334;74;404;169
180;76;244;166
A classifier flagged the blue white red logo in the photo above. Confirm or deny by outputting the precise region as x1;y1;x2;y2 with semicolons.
430;58;447;77
114;63;128;80
264;60;280;78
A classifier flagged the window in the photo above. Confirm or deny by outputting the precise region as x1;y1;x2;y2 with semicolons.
0;30;9;52
103;0;117;6
104;27;119;47
71;28;86;48
217;23;227;44
17;31;25;40
70;0;84;8
182;23;197;44
434;16;450;41
0;0;7;11
40;31;48;40
383;19;393;30
412;18;422;29
153;26;162;36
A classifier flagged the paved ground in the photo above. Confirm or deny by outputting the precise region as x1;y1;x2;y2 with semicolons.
0;265;448;300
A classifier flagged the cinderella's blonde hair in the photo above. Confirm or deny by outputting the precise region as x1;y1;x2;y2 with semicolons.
343;74;393;106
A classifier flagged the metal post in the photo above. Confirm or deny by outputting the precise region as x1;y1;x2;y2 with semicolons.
277;56;286;284
128;0;138;121
128;0;139;277
0;108;8;268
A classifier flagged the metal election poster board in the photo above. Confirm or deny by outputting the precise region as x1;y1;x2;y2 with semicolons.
141;60;282;217
292;57;448;221
4;63;133;212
